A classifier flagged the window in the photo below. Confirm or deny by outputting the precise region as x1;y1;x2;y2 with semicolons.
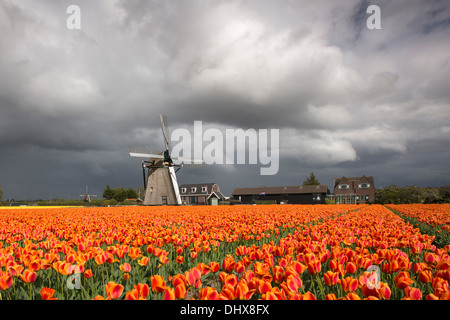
313;194;321;201
338;184;349;190
161;196;167;205
191;187;197;193
202;187;207;193
181;188;187;193
359;183;370;189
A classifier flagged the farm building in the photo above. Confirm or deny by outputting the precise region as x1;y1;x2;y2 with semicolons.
231;185;329;204
332;175;375;204
179;183;226;205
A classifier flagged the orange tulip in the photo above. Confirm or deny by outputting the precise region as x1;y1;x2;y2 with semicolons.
224;274;238;288
324;271;339;286
307;260;321;275
339;276;358;292
394;271;414;290
84;269;93;279
29;259;41;272
175;282;187;299
432;277;449;298
345;262;357;274
209;261;219;273
418;269;433;283
234;261;246;274
19;269;37;284
325;293;337;300
159;254;170;264
120;263;131;273
290;261;307;274
253;261;270;277
379;283;392;300
258;280;272;294
199;287;218;300
128;247;142;260
105;281;124;300
222;255;235;273
176;255;184;264
285;274;302;292
0;274;13;290
301;291;317;300
151;275;167;293
138;256;149;266
272;265;284;283
235;281;256;300
346;292;361;300
426;293;440;300
94;253;106;265
8;264;24;276
163;287;176;300
137;283;149;299
124;289;139;300
40;287;57;300
220;283;235;300
404;287;422;300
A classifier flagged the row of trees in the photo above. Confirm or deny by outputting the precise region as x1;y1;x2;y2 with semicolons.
375;185;450;204
102;185;142;203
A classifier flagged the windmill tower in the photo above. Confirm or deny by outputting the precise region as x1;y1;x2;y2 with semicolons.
129;114;202;205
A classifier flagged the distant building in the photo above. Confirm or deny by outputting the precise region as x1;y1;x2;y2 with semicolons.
333;175;375;204
179;183;225;205
232;185;328;205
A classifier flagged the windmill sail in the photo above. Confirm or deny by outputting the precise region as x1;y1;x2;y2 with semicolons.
160;114;172;153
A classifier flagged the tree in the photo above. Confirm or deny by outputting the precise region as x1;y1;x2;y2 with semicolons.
102;185;114;200
303;172;320;185
113;188;128;203
0;185;3;202
126;187;138;200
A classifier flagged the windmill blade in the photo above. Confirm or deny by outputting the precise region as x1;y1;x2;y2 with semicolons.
168;166;182;205
160;114;172;153
172;156;204;166
129;147;164;159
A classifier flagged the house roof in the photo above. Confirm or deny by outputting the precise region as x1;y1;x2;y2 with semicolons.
232;185;328;196
179;183;225;200
334;176;374;188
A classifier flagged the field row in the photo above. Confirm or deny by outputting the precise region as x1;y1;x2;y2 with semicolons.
0;204;449;300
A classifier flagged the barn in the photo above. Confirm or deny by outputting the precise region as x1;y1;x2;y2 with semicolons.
232;185;329;204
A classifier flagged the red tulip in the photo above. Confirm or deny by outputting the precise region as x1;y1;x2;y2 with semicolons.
418;270;433;283
19;269;37;284
105;281;124;300
324;271;338;286
163;287;176;300
40;287;57;300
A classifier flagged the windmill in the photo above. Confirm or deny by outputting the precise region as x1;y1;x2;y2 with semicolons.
129;114;202;205
80;186;97;203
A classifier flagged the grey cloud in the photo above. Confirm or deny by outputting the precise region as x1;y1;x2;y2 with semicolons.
0;0;449;200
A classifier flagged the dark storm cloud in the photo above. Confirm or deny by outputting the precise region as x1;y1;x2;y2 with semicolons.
0;0;449;199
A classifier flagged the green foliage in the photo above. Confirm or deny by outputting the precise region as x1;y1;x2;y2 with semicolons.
303;172;320;185
375;185;443;204
102;185;139;202
102;185;114;200
126;187;138;199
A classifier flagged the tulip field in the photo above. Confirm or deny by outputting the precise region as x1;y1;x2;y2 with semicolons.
1;203;450;300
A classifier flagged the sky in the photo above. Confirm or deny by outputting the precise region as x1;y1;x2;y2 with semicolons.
0;0;449;200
